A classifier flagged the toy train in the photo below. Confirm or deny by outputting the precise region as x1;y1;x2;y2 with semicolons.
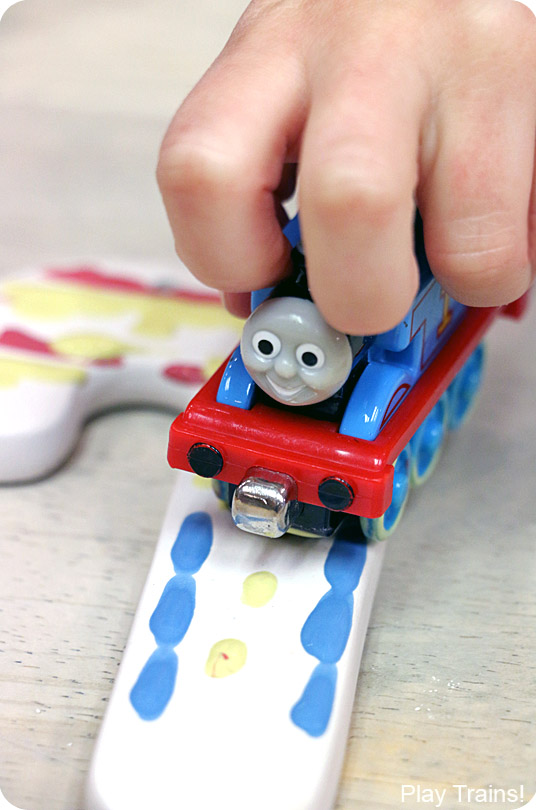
168;213;528;541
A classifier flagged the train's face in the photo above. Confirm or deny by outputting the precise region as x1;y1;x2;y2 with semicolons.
241;297;353;406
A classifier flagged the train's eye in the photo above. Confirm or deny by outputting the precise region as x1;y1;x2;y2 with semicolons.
296;343;325;369
252;330;281;359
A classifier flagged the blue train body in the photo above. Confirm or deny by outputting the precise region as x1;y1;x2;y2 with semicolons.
216;214;467;442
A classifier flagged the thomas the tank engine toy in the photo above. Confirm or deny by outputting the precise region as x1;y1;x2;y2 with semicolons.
168;214;527;541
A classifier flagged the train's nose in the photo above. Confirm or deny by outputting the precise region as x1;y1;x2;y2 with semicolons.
232;467;299;538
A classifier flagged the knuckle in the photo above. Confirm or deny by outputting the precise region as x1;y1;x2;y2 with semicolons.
305;164;404;230
318;294;412;336
428;240;530;305
157;138;240;200
312;272;416;336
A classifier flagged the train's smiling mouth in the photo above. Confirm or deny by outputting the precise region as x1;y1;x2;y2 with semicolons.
265;376;306;399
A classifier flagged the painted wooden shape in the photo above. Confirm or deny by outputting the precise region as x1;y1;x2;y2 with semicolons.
87;472;386;810
0;261;241;482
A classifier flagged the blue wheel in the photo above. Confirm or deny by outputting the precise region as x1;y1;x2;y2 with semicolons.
447;343;486;430
360;444;412;541
410;394;449;487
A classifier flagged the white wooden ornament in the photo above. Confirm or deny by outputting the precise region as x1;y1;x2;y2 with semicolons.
87;473;386;810
0;260;241;482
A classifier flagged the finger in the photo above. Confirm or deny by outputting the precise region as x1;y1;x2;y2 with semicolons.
420;112;535;307
222;292;251;318
530;145;536;275
419;6;536;306
157;38;304;293
298;42;427;335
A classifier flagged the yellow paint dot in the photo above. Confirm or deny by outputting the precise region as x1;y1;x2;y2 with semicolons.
0;357;86;388
241;571;278;608
4;281;243;339
205;639;247;678
51;333;134;359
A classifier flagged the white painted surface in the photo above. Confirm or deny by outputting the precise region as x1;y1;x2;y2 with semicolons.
87;474;385;810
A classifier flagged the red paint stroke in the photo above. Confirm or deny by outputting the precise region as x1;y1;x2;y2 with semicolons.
47;266;147;293
0;328;124;368
46;267;222;304
164;364;206;385
91;356;123;367
0;328;57;356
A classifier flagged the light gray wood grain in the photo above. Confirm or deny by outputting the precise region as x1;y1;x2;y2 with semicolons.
0;2;534;809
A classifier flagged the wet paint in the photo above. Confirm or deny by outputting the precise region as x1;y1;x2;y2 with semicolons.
205;639;247;678
129;647;178;722
149;575;196;646
163;363;206;385
291;525;367;737
130;512;213;721
0;356;86;388
46;267;222;304
241;571;278;608
290;663;337;738
0;328;57;356
4;278;240;338
51;333;133;359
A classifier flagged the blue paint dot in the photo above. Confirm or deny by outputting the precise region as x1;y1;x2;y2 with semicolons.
290;663;337;737
171;511;213;574
149;574;195;646
130;647;178;721
290;528;369;738
300;591;354;663
324;537;367;593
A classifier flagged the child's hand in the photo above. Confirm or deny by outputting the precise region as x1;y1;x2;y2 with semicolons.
157;0;536;334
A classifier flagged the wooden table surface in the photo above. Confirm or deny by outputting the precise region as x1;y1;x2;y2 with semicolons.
0;2;534;809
